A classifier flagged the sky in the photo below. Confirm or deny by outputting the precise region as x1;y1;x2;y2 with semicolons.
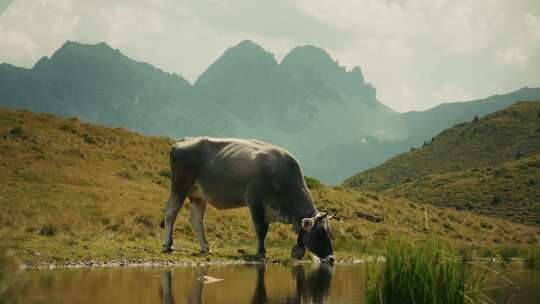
1;0;539;112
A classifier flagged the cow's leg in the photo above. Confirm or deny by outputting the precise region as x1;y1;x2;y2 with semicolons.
248;205;269;259
163;189;187;252
189;198;209;254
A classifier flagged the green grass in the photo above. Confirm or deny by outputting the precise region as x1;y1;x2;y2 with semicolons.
365;240;490;304
344;101;540;225
0;107;538;266
524;250;540;270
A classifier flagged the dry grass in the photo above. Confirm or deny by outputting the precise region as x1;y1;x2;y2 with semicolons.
0;107;538;266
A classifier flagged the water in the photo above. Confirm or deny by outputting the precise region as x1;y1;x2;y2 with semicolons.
4;264;539;303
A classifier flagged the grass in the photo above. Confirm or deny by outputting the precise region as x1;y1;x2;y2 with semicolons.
365;240;491;304
0;107;538;266
524;250;540;270
344;101;540;225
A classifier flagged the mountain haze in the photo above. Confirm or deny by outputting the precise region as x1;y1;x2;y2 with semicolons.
1;40;540;183
0;40;408;182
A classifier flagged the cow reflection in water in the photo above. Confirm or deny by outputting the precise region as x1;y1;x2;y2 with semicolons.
160;264;334;304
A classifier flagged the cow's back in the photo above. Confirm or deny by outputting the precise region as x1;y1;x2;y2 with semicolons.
171;137;295;209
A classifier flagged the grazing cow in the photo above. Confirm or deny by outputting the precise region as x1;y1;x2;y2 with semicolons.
161;137;335;263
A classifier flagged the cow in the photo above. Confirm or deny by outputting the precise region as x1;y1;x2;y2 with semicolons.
161;137;335;263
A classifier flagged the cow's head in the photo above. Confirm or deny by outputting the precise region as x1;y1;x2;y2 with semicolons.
293;212;335;264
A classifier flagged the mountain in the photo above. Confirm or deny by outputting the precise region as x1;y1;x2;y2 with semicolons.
1;107;536;265
1;40;540;184
343;101;540;225
0;41;214;137
192;42;409;172
316;87;540;184
403;87;540;146
0;40;408;182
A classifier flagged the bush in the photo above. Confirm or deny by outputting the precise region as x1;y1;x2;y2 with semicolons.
39;224;58;236
524;250;540;270
365;240;488;304
7;126;26;139
304;176;323;190
159;169;171;178
83;134;97;144
498;246;519;263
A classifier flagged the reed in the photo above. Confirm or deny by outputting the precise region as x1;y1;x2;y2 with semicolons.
365;239;491;304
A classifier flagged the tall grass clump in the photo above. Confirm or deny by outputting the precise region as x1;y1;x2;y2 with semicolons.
523;249;540;270
365;239;490;304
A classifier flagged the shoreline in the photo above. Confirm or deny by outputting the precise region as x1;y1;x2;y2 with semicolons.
21;257;373;270
19;256;526;270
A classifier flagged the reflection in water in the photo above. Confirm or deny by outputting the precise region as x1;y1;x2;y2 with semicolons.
160;271;174;304
8;264;539;304
161;264;334;304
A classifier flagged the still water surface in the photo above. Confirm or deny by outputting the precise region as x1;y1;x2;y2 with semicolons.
6;264;540;303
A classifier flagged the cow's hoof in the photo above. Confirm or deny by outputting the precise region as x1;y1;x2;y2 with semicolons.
291;244;306;260
162;246;174;253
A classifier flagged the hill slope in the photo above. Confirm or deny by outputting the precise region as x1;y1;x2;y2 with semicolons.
0;108;538;265
344;101;540;225
316;87;540;183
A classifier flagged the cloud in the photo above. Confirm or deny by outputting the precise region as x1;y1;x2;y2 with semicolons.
497;47;528;69
0;0;539;111
431;83;472;103
525;13;540;41
0;25;37;64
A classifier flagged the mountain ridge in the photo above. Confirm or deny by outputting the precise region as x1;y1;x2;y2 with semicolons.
1;40;540;183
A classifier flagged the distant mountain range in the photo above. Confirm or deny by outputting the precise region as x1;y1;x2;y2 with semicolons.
1;40;539;183
344;101;540;225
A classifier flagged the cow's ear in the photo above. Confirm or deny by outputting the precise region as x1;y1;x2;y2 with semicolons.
302;218;314;232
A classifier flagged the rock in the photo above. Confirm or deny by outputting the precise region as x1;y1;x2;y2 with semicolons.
198;275;224;284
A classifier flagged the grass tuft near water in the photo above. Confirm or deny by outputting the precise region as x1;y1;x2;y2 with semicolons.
365;240;491;304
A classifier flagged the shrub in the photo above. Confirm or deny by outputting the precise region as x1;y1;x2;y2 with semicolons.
83;134;97;144
159;169;171;178
365;240;489;304
304;176;323;190
7;126;26;139
39;224;58;236
490;195;502;205
59;124;78;134
524;250;540;270
498;246;519;263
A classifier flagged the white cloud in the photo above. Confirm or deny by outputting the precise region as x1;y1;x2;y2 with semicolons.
497;47;528;69
431;83;472;104
525;13;540;41
0;25;37;64
0;0;539;111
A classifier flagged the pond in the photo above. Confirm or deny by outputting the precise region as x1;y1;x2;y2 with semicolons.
4;263;540;303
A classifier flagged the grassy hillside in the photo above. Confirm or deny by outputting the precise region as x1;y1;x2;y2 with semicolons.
387;155;540;225
0;107;538;266
344;101;540;224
